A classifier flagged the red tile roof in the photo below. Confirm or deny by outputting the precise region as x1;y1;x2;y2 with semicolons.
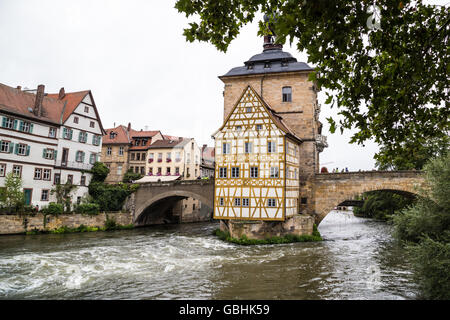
130;129;161;137
0;83;64;124
103;125;131;144
47;90;90;123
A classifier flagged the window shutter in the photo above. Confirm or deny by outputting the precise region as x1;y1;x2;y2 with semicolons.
78;131;82;142
1;117;6;128
63;127;67;138
84;133;88;143
42;148;47;158
92;135;95;145
69;129;73;140
9;142;14;153
81;152;85;163
13;119;18;130
29;123;33;133
26;146;30;156
14;143;19;154
19;121;24;131
53;150;58;160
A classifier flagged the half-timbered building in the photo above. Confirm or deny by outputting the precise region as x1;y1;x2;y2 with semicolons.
213;85;301;221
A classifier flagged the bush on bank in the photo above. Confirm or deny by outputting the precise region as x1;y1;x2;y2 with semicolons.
213;224;322;245
393;154;450;300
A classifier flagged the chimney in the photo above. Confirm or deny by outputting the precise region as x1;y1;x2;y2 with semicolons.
127;122;131;131
58;87;65;100
16;86;21;91
33;84;45;117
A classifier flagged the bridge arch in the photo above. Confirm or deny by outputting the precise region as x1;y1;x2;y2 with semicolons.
313;171;424;224
133;188;213;225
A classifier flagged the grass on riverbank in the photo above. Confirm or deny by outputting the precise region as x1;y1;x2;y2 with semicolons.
213;224;322;245
25;223;134;235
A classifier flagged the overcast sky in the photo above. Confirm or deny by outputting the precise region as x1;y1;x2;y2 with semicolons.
2;1;441;171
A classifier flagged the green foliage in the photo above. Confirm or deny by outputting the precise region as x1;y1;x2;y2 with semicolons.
375;135;449;170
40;202;64;216
175;0;449;161
353;191;415;221
74;203;100;215
407;235;450;300
1;172;24;211
90;162;110;183
393;154;450;299
50;182;77;213
393;154;450;242
88;182;138;212
213;224;322;245
122;169;143;183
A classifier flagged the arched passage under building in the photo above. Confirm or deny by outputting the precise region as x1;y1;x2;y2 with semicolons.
134;190;214;226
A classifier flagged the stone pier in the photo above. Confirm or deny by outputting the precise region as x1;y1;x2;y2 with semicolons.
219;214;314;240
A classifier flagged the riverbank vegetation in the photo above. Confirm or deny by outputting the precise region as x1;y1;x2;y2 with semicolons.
353;191;416;221
392;154;450;300
213;224;322;245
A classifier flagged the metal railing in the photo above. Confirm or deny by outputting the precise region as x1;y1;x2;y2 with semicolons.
54;160;93;170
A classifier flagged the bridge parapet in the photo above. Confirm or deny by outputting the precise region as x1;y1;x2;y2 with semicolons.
315;170;423;180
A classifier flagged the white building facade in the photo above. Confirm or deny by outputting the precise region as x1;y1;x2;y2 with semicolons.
0;83;105;209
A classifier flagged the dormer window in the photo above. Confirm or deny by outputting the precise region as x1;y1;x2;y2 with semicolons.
281;60;288;67
247;64;254;70
135;139;140;146
264;62;271;68
109;132;116;139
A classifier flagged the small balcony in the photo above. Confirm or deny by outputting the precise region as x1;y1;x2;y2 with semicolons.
166;158;172;163
157;159;162;163
55;160;93;170
148;159;154;163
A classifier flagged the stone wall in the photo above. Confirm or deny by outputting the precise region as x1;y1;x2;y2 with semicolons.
220;214;314;240
0;211;133;235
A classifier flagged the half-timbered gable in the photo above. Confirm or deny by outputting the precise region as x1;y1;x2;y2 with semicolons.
213;85;300;221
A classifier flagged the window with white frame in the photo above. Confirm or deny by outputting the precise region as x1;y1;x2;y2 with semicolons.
43;169;51;181
12;165;21;177
43;148;54;160
267;198;277;207
219;197;224;206
256;124;262;131
245;142;253;154
0;141;10;153
231;167;240;178
282;86;292;102
49;127;56;138
242;198;249;207
16;143;28;156
222;143;230;154
250;166;258;178
34;168;42;180
2;117;14;129
19;121;32;133
219;167;227;178
79;131;88;143
117;165;122;175
267;141;276;153
0;163;5;176
41;189;49;201
246;107;252;113
119;146;124;156
270;166;279;178
76;151;85;162
107;147;112;156
234;198;241;206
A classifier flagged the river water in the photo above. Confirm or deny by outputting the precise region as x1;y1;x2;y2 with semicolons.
0;210;418;300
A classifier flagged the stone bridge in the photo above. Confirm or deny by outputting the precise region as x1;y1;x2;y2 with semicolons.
129;171;424;226
312;170;425;224
130;179;214;226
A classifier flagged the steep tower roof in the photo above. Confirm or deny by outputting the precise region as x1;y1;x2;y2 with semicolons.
220;42;313;78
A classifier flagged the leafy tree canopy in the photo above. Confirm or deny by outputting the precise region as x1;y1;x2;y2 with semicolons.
175;0;449;158
90;162;110;183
